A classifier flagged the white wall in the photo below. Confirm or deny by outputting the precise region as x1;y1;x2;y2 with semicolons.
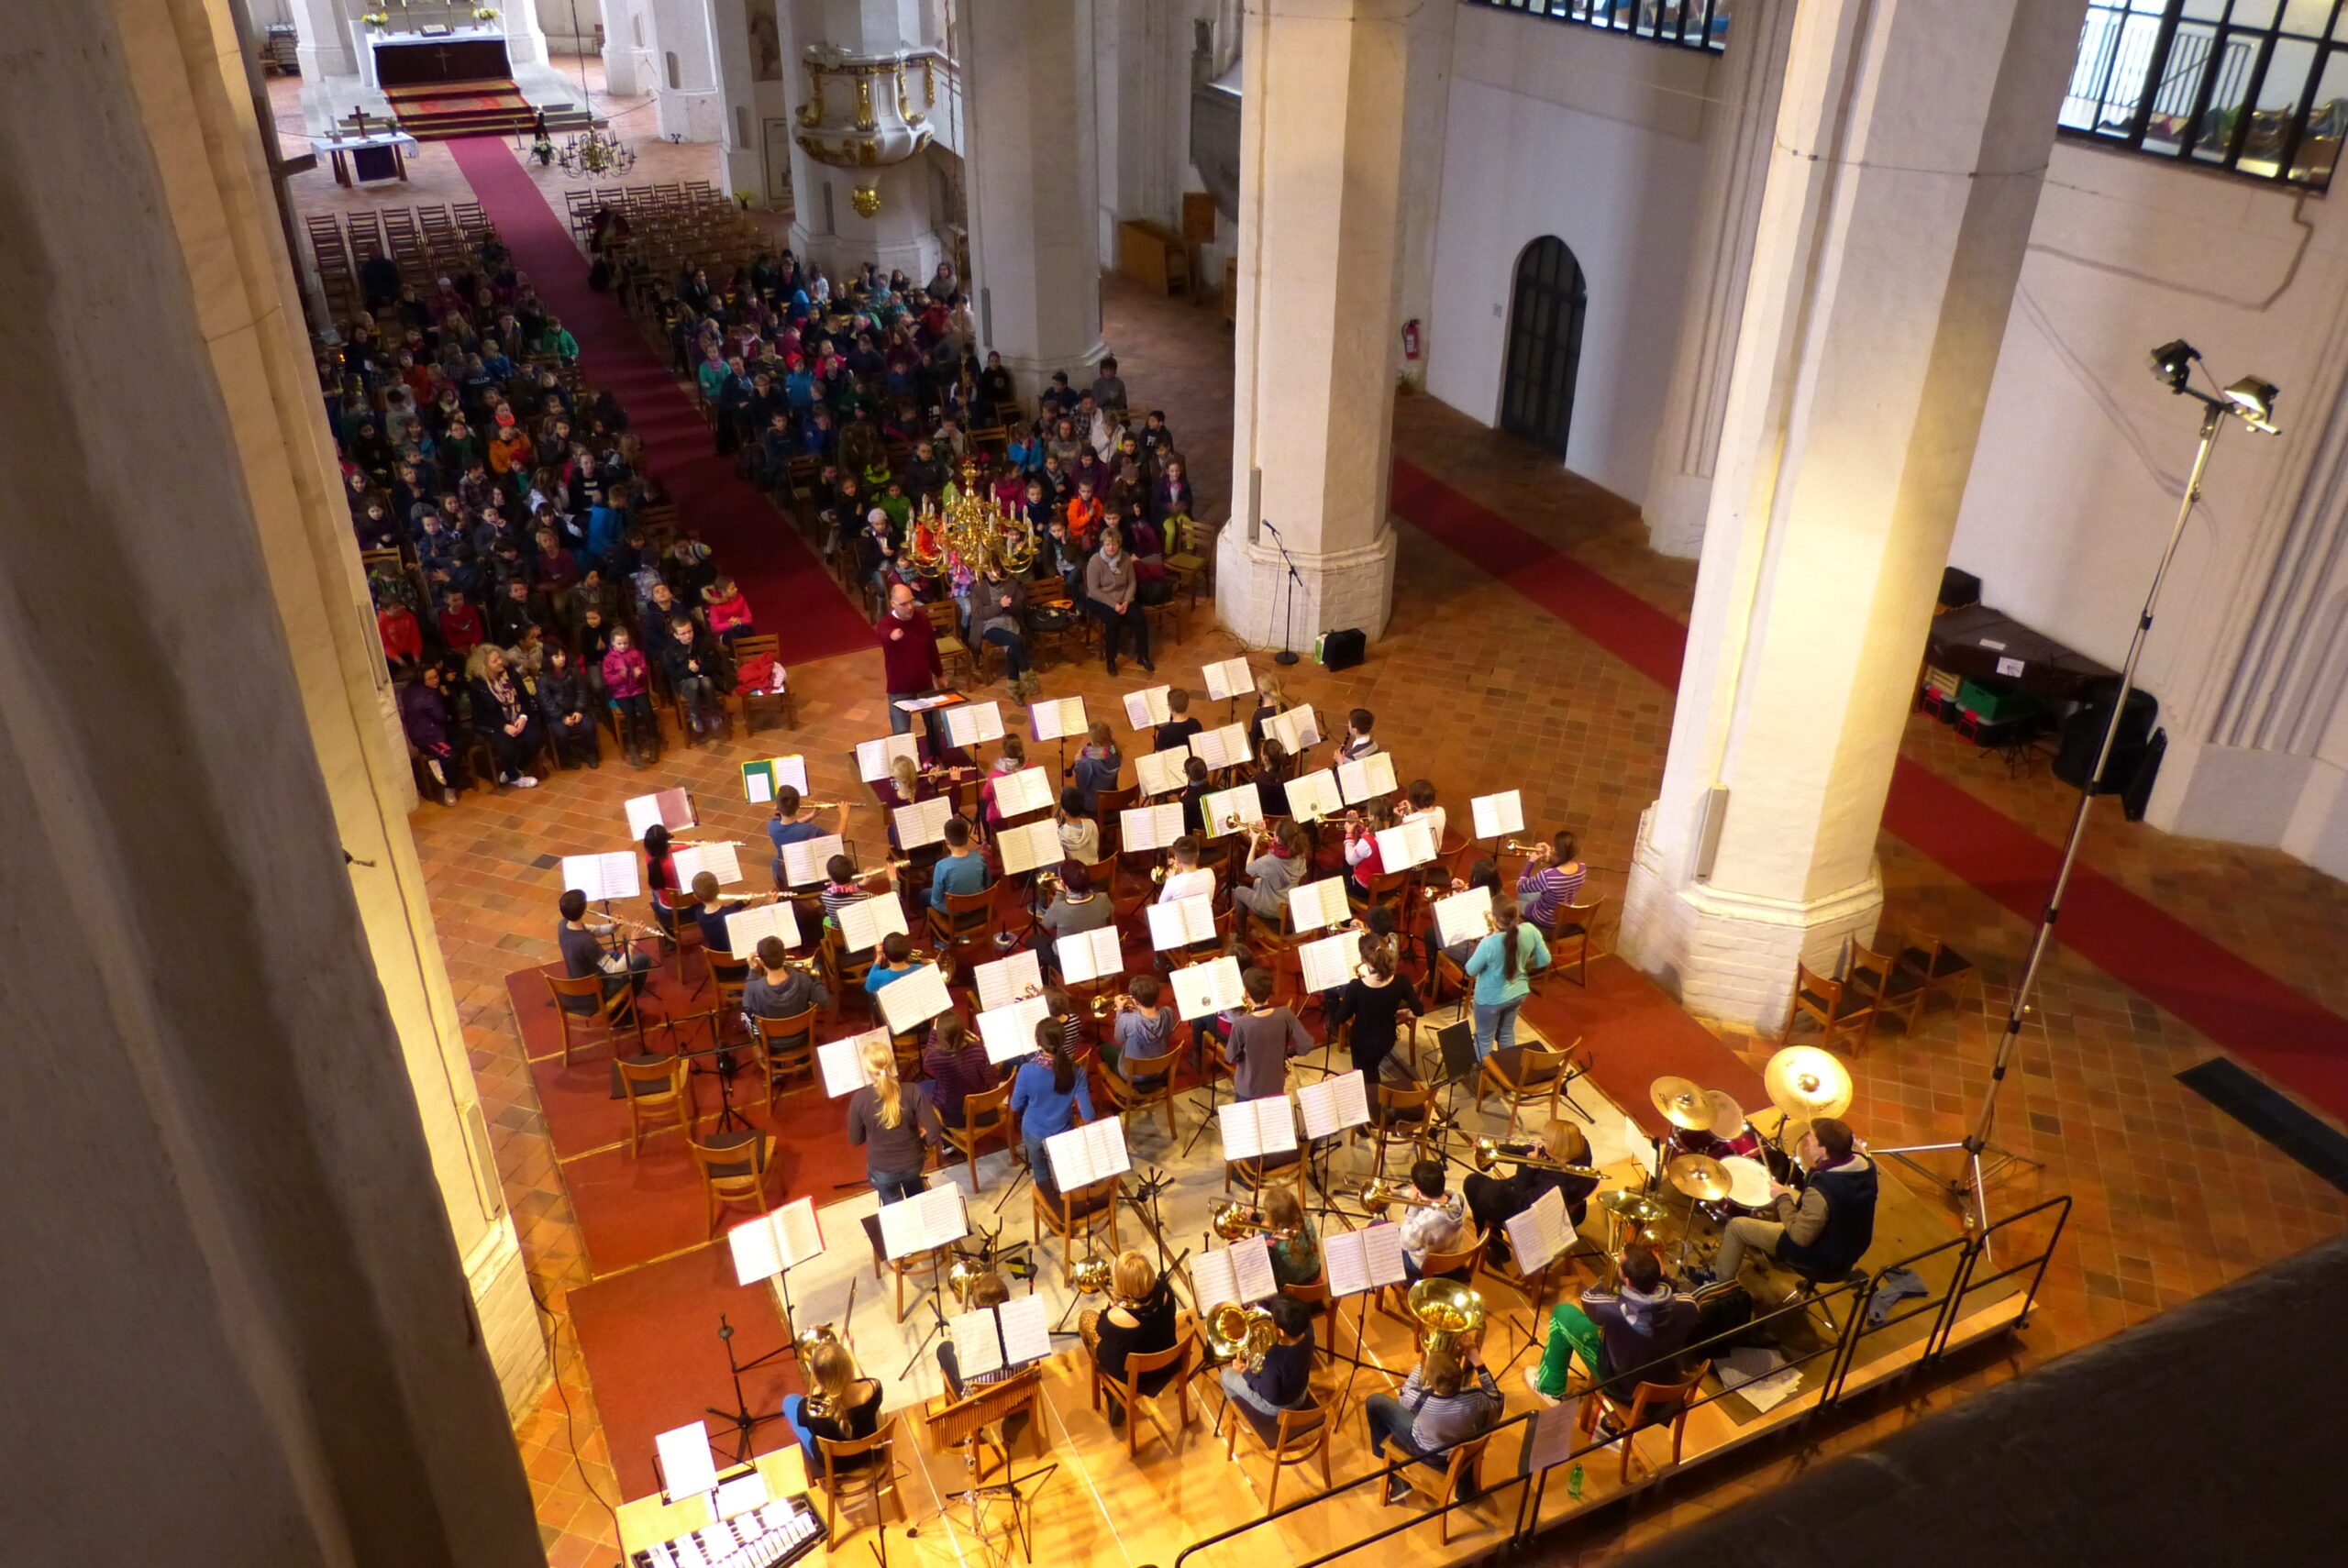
1423;11;1710;503
1947;140;2348;879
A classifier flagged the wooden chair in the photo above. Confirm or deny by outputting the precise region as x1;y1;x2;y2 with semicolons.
1392;1430;1498;1545
1845;938;1929;1033
1577;1358;1712;1484
1544;896;1605;988
1369;1081;1433;1177
925;601;975;686
686;1130;775;1234
1225;1146;1308;1203
1033;1174;1122;1283
1094;784;1139;852
653;889;706;988
1277;1269;1337;1353
884;1239;954;1323
1785;957;1876;1053
1346;867;1412;923
1379;1226;1487;1325
615;1053;694;1154
706;950;751;1037
728;632;796;733
1101;1047;1180;1143
1891;933;1978;1016
814;1416;905;1542
750;1007;819;1104
926;884;996;949
1474;1042;1588;1138
825;926;879;1007
1089;1315;1199;1459
941;1078;1014;1188
1220;1392;1333;1514
541;971;647;1065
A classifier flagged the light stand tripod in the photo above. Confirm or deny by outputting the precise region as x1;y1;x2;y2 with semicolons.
1877;344;2278;1246
1259;519;1306;667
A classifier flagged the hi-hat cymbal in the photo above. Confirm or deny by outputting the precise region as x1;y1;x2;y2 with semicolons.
1667;1154;1733;1202
1763;1046;1853;1121
1650;1076;1714;1131
1705;1089;1746;1135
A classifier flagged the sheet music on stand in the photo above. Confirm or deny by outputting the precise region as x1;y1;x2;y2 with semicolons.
1625;1114;1658;1176
1159;867;1216;903
977;994;1050;1064
1030;695;1088;741
1172;955;1245;1021
1285;768;1344;823
1191;1236;1276;1312
1057;926;1124;986
945;701;1006;749
1322;1220;1406;1297
1505;1186;1572;1274
780;833;843;888
727;1196;825;1286
1374;818;1436;873
991;765;1056;819
1297;932;1359;995
817;1029;886;1098
877;963;954;1033
1123;685;1172;729
997;1293;1050;1364
1471;789;1525;841
1264;704;1321;756
1134;747;1191;798
974;949;1043;1011
1434;885;1495;949
726;901;801;955
626;788;698;839
877;1184;968;1259
1202;657;1257;701
892;796;953;850
741;756;811;804
836;891;908;953
995;818;1063;875
561;852;640;903
1201;782;1263;833
1297;1069;1370;1138
1337;753;1398;804
672;841;745;888
1527;1400;1579;1474
655;1420;720;1500
1046;1117;1130;1189
1146;894;1217;951
947;1304;1008;1380
855;733;921;782
1287;877;1351;934
1217;1094;1298;1160
1189;723;1250;771
1120;801;1186;851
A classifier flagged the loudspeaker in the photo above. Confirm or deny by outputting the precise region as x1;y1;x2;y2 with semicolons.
1433;1019;1478;1085
2054;680;2159;796
1320;627;1366;672
1938;567;1982;609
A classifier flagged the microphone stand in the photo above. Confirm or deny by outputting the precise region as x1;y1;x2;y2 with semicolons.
1258;518;1305;667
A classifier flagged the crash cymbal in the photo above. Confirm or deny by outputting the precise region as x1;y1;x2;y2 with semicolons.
1600;1188;1667;1226
1763;1045;1853;1121
1667;1154;1733;1203
1704;1089;1746;1136
1650;1075;1714;1131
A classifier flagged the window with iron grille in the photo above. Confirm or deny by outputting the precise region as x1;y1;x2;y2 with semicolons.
1464;0;1731;55
2062;1;2348;187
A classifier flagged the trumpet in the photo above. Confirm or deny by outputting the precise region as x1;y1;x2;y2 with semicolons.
1221;812;1247;834
1204;1301;1279;1372
1470;1136;1602;1177
1502;839;1545;856
1088;992;1137;1020
1350;1177;1451;1217
1210;1198;1298;1242
1148;866;1167;885
1405;1278;1486;1357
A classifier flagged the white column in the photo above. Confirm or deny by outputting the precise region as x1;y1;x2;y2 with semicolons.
963;0;1104;397
1618;0;2091;1031
503;0;554;68
0;2;544;1561
1094;0;1181;255
294;0;356;82
602;0;651;94
1642;0;1797;558
711;0;766;196
650;0;725;140
1390;0;1455;392
1217;0;1422;651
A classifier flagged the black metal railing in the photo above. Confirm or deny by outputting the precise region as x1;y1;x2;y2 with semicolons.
1465;0;1730;57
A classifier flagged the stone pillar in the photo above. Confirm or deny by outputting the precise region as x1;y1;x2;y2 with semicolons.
1390;0;1456;392
1216;0;1419;651
1642;0;1797;558
294;0;356;83
504;0;554;70
651;0;725;140
0;0;544;1562
1618;0;2089;1030
711;0;766;196
603;0;651;95
1095;0;1180;257
963;0;1103;398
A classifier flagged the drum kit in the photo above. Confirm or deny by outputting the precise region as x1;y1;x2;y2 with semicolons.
1621;1048;1858;1261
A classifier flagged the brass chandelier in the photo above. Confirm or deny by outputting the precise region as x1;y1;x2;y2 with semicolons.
906;460;1034;581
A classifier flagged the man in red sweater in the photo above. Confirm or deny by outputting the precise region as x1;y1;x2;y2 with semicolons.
880;582;945;752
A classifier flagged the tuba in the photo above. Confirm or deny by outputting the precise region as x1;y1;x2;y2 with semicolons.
1471;1136;1603;1178
1404;1278;1485;1358
1205;1301;1278;1372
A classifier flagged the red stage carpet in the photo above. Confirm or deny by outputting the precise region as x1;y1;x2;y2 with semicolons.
446;136;873;668
1522;955;1771;1139
566;1245;803;1496
1390;459;2348;1124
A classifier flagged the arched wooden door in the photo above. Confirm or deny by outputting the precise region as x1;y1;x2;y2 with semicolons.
1500;237;1587;458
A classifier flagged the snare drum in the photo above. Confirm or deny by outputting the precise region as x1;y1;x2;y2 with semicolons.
1720;1155;1774;1216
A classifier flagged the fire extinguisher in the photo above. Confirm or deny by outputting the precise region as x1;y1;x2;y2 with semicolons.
1402;318;1422;360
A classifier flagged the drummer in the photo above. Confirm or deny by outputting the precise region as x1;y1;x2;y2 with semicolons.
1466;1119;1598;1256
1696;1117;1877;1287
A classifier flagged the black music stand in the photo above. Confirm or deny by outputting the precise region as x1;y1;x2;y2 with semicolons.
706;1312;789;1464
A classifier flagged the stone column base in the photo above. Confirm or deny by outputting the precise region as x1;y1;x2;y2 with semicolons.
1213;524;1398;654
1618;804;1884;1032
462;1220;551;1421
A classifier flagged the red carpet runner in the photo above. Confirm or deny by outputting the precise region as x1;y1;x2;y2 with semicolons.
446;137;873;667
1389;459;2348;1124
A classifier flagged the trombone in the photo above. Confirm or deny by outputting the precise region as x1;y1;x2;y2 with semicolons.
1347;1177;1452;1217
1470;1137;1601;1178
1210;1199;1297;1242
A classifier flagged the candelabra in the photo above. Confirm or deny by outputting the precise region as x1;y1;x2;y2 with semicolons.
905;460;1035;581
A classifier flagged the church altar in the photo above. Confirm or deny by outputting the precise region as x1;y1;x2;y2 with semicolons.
353;21;512;90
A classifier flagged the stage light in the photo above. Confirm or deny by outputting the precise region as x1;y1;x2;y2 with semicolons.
2148;338;2200;392
2223;376;2282;435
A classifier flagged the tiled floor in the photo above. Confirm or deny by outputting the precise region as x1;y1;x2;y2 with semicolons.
294;59;2348;1565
